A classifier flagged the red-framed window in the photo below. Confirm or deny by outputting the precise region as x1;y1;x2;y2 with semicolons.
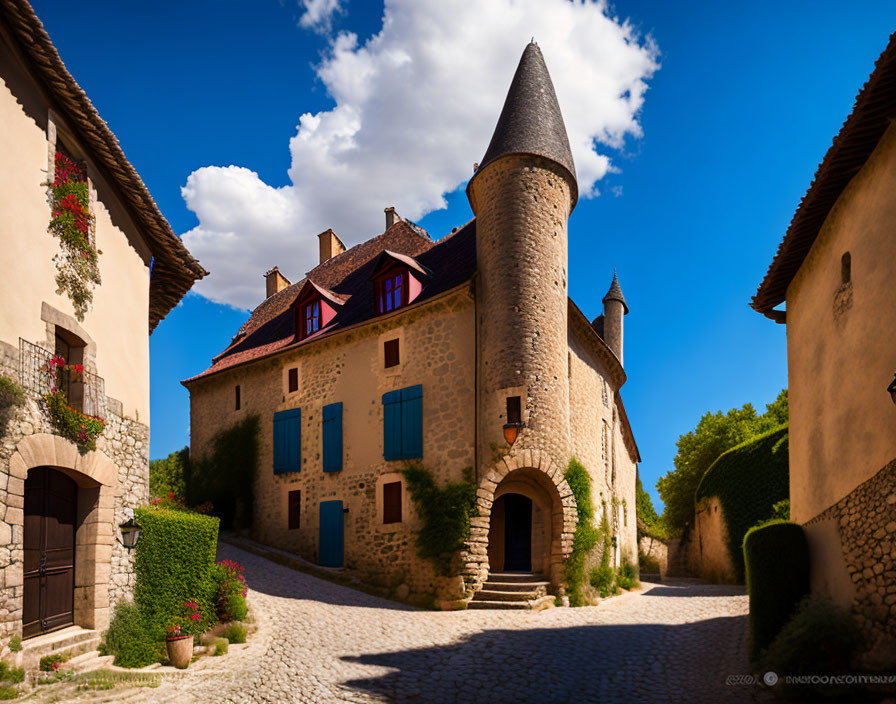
301;299;321;338
375;269;408;314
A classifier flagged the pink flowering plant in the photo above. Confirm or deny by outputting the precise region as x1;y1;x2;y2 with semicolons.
213;559;248;622
166;599;203;639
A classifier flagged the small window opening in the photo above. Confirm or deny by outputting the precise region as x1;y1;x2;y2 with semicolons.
841;252;851;284
304;300;321;336
288;490;301;529
506;396;521;424
384;339;400;368
54;328;86;412
235;385;241;410
288;368;299;393
383;481;402;524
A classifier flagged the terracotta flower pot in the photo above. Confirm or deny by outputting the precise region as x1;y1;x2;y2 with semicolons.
166;635;193;669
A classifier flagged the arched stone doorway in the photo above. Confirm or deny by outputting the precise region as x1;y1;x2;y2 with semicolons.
8;434;118;636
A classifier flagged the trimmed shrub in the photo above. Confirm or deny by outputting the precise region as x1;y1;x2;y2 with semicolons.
762;597;862;690
134;506;220;642
222;623;247;644
743;520;810;662
188;416;260;529
697;424;789;582
564;458;599;607
102;601;160;668
400;465;477;575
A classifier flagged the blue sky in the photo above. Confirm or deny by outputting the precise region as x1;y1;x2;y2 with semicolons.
32;0;895;509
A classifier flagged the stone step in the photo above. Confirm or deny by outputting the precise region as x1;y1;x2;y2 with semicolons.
486;572;547;583
64;650;115;673
21;626;100;670
483;580;550;592
473;589;537;602
466;599;531;610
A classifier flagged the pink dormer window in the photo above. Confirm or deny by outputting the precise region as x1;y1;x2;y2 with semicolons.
377;270;408;313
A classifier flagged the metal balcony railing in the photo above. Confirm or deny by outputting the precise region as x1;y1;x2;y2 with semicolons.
19;338;106;418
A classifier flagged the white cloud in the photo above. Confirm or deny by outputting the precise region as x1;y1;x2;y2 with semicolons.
182;0;659;310
298;0;342;32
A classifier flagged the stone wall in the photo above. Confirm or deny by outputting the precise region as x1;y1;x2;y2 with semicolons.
804;457;896;644
188;289;476;603
0;341;147;638
638;534;667;577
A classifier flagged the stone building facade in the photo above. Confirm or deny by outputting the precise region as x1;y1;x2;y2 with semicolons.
185;43;640;606
752;32;896;653
0;0;204;648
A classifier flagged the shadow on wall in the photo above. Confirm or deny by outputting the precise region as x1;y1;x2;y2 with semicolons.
341;616;750;704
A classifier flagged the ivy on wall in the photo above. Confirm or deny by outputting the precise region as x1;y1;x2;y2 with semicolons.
400;464;477;576
564;458;599;606
0;376;24;431
696;424;789;582
49;152;101;320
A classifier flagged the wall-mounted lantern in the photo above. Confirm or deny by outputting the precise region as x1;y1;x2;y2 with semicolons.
503;395;524;446
888;373;896;407
119;508;141;550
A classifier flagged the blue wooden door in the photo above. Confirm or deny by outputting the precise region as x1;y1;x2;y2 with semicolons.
319;500;344;568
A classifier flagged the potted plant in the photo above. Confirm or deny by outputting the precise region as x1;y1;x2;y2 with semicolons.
165;600;202;669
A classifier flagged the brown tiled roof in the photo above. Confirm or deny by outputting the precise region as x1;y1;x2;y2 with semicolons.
752;31;896;319
183;220;475;383
470;42;578;207
0;0;207;332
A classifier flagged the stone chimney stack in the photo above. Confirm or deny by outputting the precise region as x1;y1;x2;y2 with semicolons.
264;267;291;299
602;271;629;365
317;228;346;265
384;207;402;229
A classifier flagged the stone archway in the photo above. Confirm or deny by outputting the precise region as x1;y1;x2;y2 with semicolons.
8;434;118;634
465;449;578;593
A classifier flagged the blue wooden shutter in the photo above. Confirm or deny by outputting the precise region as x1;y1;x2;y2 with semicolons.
273;408;301;474
319;500;344;568
322;402;343;472
382;389;402;460
400;385;423;459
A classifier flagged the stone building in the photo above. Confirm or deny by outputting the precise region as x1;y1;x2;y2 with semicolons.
752;32;896;650
0;0;204;657
185;43;640;607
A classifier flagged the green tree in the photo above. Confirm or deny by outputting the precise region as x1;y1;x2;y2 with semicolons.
656;390;787;536
149;447;189;501
635;474;660;531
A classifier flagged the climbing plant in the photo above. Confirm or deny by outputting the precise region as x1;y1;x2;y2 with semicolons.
0;376;24;431
400;464;477;575
563;458;599;606
49;151;101;320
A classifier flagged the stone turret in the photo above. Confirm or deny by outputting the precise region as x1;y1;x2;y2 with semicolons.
467;42;578;469
602;271;628;365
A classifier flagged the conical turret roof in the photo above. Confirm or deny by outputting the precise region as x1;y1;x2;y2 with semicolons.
472;42;578;206
602;271;628;314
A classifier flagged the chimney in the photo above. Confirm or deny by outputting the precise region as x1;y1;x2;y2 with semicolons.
264;267;291;298
317;228;345;265
602;271;629;366
384;206;402;230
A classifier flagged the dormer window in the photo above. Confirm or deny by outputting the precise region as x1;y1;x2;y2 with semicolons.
303;299;322;336
377;270;408;313
293;279;343;341
370;250;432;317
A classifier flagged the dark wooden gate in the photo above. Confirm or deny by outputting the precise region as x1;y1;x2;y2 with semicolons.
23;468;77;638
504;493;532;571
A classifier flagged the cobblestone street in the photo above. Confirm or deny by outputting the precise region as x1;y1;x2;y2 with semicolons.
121;542;752;704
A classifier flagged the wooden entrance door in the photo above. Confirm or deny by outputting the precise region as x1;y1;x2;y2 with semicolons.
23;468;77;638
504;493;532;571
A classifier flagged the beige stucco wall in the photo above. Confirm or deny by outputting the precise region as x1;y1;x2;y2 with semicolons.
189;289;476;598
785;122;896;524
689;496;736;583
0;34;151;422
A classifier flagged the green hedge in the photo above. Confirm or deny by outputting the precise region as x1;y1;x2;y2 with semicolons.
696;423;789;581
564;458;599;606
134;507;220;642
743;520;810;662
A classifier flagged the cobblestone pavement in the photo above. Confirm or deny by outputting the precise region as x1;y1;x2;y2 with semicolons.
139;543;751;704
